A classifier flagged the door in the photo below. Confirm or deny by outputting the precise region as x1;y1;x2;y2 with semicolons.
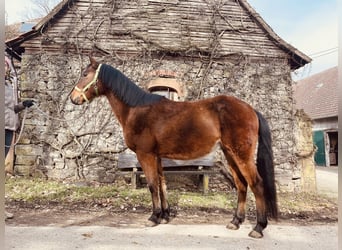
313;131;326;166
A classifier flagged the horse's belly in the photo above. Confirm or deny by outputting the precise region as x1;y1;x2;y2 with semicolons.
158;137;220;160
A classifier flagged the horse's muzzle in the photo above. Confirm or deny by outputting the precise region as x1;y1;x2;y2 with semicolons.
70;95;83;105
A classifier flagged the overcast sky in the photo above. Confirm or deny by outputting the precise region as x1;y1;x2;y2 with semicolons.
5;0;338;80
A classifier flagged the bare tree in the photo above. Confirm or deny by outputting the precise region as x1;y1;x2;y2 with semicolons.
21;0;61;21
6;0;61;40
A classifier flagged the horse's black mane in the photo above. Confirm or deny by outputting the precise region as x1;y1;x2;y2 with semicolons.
98;64;164;107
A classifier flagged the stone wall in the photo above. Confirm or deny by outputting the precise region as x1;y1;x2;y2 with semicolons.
16;53;302;191
294;110;316;192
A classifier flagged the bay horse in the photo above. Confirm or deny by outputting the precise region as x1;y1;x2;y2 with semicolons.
70;57;278;238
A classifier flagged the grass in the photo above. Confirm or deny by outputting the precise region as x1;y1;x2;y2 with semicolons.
6;177;118;202
5;176;337;217
5;177;238;211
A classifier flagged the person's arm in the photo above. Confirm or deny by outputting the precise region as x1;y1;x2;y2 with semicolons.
14;100;34;113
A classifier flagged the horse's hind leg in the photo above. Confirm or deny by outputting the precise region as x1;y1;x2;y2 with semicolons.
223;151;267;238
233;159;267;238
225;160;248;230
245;164;267;238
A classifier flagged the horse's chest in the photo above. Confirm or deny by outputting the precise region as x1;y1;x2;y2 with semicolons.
122;123;155;152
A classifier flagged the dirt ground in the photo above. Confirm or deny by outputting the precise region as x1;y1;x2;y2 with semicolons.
5;195;338;228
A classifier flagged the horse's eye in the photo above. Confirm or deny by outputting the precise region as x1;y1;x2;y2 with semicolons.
82;71;87;77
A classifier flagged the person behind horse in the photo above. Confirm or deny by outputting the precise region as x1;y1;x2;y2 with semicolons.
4;56;34;219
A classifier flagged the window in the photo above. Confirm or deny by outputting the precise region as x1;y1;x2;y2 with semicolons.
147;76;183;101
149;86;179;101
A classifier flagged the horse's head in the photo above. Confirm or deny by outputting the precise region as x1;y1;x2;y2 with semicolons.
70;57;105;105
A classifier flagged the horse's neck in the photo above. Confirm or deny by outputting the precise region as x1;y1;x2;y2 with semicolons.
105;92;130;126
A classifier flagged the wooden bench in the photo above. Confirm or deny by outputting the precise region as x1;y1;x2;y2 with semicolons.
117;152;216;193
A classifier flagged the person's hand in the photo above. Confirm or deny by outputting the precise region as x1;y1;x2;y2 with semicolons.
22;100;34;108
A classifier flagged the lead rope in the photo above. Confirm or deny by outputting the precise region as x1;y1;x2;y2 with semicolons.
33;102;86;122
8;96;90;148
8;65;103;147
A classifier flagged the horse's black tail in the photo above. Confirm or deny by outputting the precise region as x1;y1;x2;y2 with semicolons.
255;111;278;219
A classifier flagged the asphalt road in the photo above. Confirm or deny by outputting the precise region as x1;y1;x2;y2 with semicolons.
5;167;338;250
315;166;338;198
4;224;338;250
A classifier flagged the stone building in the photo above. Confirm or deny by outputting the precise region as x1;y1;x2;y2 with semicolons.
6;0;311;191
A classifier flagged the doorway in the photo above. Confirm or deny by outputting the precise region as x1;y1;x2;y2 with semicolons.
327;131;338;166
313;130;338;166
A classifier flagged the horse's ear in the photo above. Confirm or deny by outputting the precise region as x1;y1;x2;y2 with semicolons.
89;56;99;69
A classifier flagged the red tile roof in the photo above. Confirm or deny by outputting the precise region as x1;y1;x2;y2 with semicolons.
293;66;338;120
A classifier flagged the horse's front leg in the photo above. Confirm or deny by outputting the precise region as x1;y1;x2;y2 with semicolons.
159;175;170;222
157;157;170;222
136;153;163;226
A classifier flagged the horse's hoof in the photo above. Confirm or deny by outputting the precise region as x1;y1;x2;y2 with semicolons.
160;218;169;224
145;220;158;227
161;214;170;224
226;223;239;230
161;215;170;224
248;230;263;238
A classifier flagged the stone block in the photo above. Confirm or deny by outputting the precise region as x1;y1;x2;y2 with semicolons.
15;144;43;156
47;168;74;180
15;155;37;165
14;165;32;176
